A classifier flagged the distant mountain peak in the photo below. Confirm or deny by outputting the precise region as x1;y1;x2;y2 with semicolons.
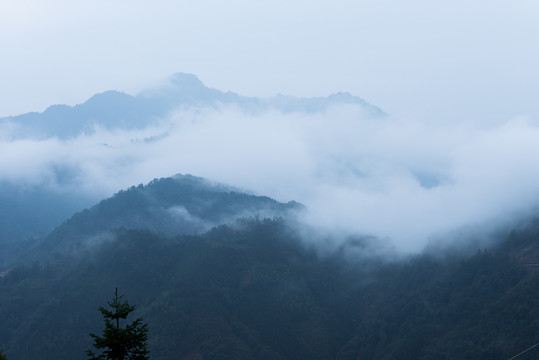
2;72;386;139
168;72;206;89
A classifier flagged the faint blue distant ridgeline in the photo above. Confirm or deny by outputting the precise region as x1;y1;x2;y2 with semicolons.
1;73;386;139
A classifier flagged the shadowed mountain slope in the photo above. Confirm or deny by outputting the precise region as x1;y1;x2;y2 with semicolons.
25;174;302;261
1;215;539;360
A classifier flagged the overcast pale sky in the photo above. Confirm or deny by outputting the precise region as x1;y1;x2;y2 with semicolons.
1;0;538;122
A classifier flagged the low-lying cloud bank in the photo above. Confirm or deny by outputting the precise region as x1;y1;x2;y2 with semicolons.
2;104;539;252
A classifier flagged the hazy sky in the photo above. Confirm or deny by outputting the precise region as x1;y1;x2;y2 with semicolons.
1;0;538;122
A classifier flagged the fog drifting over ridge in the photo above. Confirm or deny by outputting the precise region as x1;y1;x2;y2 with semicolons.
2;97;539;252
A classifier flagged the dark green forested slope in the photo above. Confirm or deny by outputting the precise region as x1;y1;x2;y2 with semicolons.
0;219;358;360
17;174;301;265
49;174;301;238
1;217;539;360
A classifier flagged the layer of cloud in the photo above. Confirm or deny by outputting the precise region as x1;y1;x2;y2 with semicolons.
2;105;539;252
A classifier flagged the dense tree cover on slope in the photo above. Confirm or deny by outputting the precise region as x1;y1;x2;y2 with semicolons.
53;174;299;238
1;217;539;360
17;174;301;265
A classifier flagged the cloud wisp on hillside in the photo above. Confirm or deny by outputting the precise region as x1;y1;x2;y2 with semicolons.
1;102;539;252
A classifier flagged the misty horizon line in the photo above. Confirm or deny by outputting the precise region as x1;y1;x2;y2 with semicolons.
1;72;386;120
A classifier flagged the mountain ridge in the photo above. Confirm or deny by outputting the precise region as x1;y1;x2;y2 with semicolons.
13;174;303;266
2;212;539;359
1;73;385;139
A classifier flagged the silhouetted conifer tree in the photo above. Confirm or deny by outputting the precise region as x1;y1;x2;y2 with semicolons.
87;288;149;360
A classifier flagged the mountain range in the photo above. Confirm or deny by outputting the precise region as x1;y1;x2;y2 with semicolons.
1;73;385;140
1;177;539;359
1;73;539;360
0;72;384;250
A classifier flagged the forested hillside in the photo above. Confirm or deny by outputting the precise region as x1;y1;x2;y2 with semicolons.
1;214;539;359
5;174;301;267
